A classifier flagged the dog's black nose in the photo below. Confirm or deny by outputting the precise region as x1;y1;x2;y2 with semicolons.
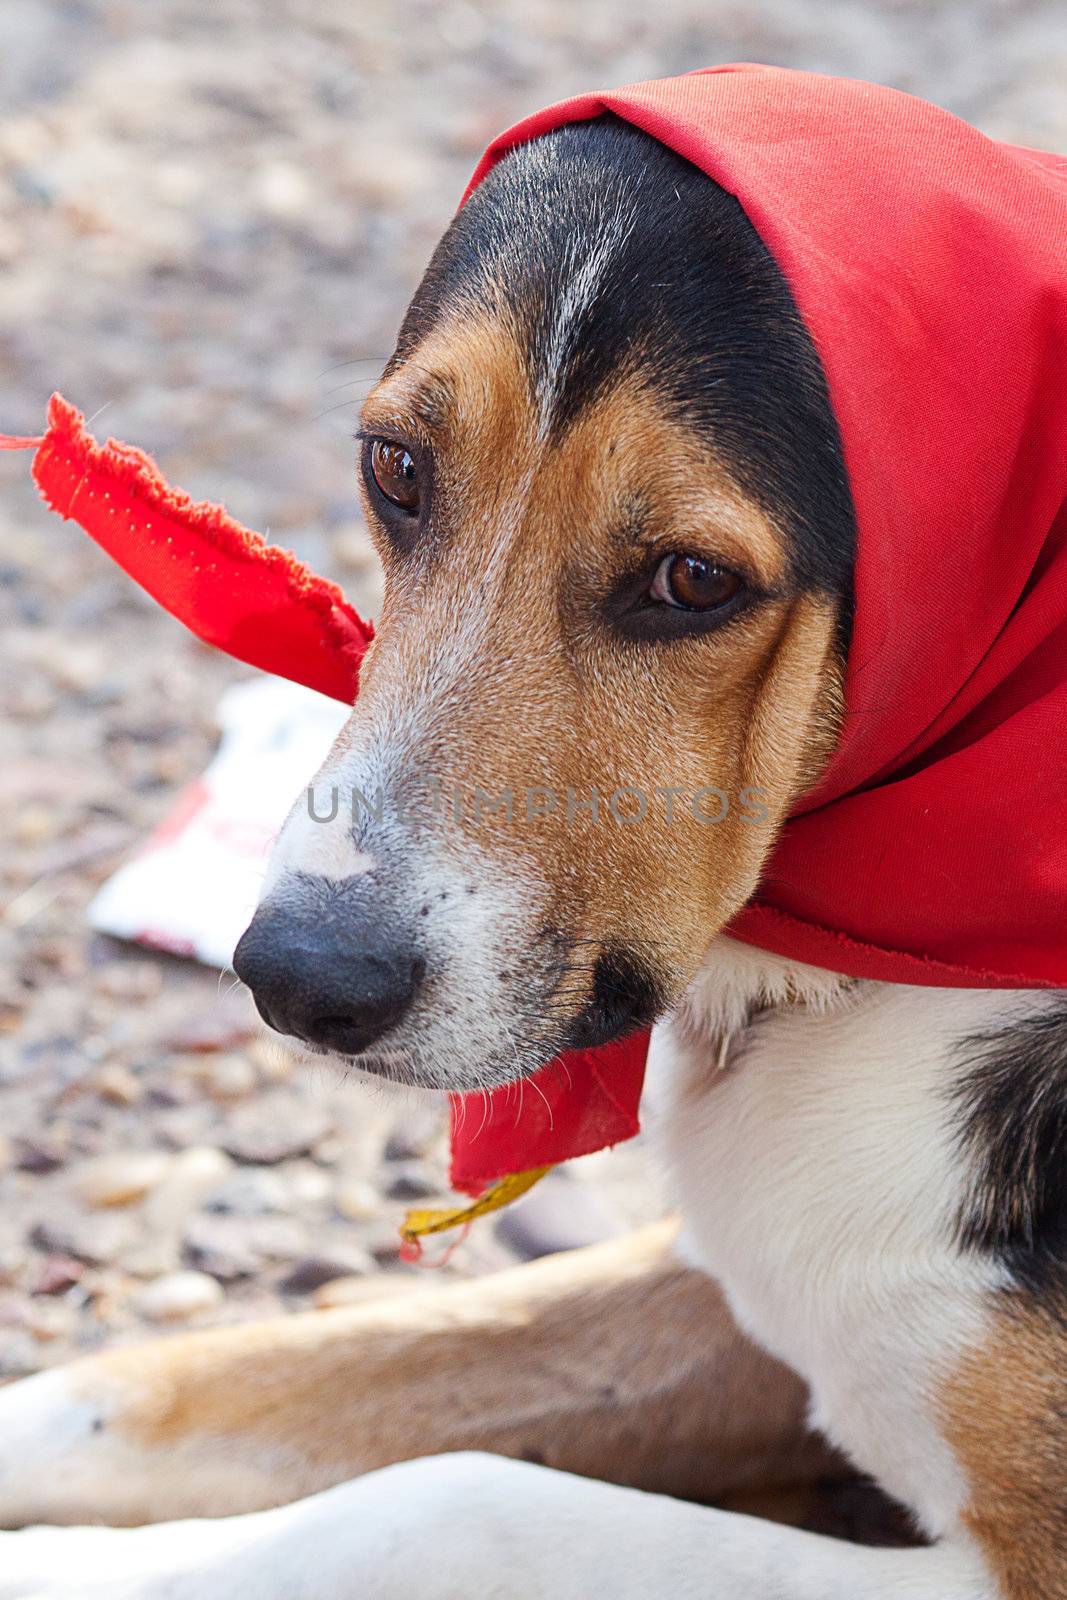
233;879;423;1056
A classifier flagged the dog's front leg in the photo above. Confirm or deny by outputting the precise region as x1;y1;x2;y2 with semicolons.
0;1223;835;1527
0;1453;997;1600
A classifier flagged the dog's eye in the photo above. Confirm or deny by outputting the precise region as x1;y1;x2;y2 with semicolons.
650;554;742;611
369;440;420;514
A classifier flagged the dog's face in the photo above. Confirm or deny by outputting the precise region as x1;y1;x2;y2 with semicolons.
235;119;856;1091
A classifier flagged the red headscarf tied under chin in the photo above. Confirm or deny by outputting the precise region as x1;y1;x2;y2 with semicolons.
5;67;1067;1207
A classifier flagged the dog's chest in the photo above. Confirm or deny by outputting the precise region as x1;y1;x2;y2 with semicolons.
647;960;1009;1531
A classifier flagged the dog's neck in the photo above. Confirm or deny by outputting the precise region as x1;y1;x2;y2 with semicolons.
654;953;999;1534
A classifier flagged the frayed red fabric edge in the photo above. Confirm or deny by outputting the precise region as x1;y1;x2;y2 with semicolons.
32;394;373;668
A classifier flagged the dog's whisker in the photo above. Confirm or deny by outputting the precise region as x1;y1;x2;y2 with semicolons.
321;376;385;399
309;397;375;424
315;356;391;379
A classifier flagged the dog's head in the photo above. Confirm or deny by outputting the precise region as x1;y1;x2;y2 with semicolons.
234;118;856;1091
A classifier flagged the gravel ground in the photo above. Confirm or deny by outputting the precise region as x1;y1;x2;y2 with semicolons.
1;0;1065;1375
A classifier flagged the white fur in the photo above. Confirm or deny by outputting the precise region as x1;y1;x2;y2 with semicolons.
531;191;636;438
657;939;1025;1535
261;733;379;893
0;1454;996;1600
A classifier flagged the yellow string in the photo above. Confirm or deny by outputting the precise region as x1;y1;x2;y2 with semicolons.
401;1166;552;1246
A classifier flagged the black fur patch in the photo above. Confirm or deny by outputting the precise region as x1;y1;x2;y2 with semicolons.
952;1002;1067;1294
394;116;856;641
565;944;667;1052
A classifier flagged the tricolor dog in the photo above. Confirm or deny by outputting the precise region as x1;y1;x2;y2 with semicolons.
2;65;1067;1600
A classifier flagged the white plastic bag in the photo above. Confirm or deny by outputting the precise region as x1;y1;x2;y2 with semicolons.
89;679;349;968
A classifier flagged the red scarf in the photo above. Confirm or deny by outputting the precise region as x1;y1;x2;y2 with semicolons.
6;67;1067;1205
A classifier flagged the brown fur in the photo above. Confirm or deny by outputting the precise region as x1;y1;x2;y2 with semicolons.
55;1225;841;1526
943;1302;1067;1599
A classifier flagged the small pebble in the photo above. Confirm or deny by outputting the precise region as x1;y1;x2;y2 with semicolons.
143;1146;234;1231
182;1214;306;1282
384;1109;443;1162
221;1102;332;1166
279;1249;374;1296
119;1240;181;1280
333;1176;380;1222
385;1163;439;1202
182;1217;267;1282
135;1271;224;1323
369;1235;405;1268
252;160;311;218
200;1053;257;1100
204;1168;289;1216
31;1255;86;1296
75;1151;172;1208
16;1137;67;1175
285;1163;331;1205
94;1064;143;1106
29;1213;134;1267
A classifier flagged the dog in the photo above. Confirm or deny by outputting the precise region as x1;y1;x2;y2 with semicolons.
1;91;1065;1600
